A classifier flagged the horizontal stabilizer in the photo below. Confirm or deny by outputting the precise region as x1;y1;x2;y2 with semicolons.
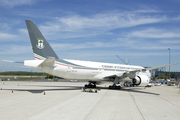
3;60;24;64
38;57;55;67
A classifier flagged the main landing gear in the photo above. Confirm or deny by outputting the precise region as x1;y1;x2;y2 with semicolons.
84;81;121;90
109;84;121;89
109;77;121;89
84;81;96;88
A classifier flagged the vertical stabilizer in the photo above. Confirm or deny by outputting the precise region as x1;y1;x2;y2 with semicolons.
25;20;59;60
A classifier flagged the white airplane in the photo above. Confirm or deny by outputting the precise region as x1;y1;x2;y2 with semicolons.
24;20;178;89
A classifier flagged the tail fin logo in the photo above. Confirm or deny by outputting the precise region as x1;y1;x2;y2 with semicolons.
36;38;45;49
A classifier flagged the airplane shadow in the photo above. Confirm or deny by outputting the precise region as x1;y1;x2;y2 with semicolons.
98;86;160;95
3;85;159;95
3;86;82;93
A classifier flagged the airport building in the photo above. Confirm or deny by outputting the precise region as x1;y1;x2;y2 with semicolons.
151;67;166;77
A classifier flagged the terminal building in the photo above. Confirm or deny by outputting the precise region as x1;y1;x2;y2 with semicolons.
151;67;166;77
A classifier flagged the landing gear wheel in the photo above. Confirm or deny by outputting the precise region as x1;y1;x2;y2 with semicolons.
84;84;88;88
108;85;121;90
84;81;97;89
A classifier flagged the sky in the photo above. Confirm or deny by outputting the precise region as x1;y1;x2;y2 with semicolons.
0;0;180;72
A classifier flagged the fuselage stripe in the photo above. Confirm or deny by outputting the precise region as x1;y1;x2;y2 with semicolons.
33;53;133;72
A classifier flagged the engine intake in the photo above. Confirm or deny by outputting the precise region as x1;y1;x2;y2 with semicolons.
132;75;150;86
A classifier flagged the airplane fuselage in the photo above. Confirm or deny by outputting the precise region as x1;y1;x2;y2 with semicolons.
24;58;151;83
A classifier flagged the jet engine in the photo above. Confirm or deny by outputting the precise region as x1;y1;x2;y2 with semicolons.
132;75;150;86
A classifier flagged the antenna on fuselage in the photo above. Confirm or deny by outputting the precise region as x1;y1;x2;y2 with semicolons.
125;57;129;65
116;55;127;65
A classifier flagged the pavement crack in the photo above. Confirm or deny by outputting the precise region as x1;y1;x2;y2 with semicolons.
84;90;107;120
129;91;145;120
159;96;180;109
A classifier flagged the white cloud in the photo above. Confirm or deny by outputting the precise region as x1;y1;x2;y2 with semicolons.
116;37;180;50
0;0;35;7
0;33;17;40
19;28;28;36
135;46;180;50
39;12;166;39
50;37;180;52
160;40;180;44
0;28;29;42
127;28;180;38
135;9;161;13
173;16;180;20
51;41;119;51
0;44;31;55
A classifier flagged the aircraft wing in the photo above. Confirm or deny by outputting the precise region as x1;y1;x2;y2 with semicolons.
141;62;178;71
121;62;178;77
103;62;178;79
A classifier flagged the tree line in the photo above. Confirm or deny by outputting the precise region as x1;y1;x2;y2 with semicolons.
0;71;47;76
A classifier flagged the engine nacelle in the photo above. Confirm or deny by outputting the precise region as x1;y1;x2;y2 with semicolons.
132;75;150;86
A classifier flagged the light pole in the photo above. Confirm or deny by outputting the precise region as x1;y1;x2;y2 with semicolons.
168;48;171;79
